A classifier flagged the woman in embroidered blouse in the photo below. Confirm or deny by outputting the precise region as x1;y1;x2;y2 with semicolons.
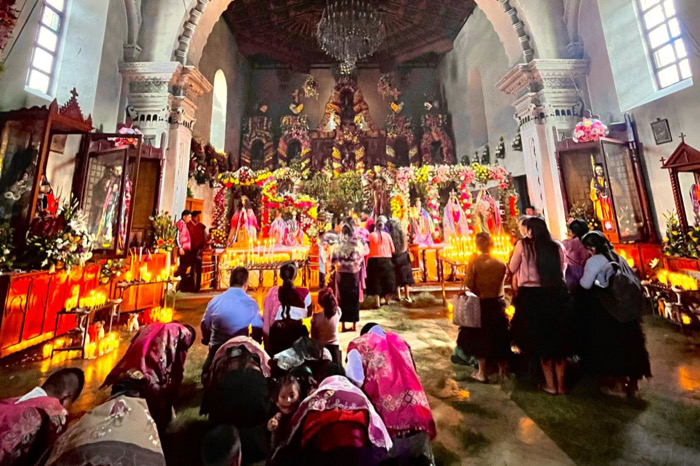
331;224;368;332
509;216;571;395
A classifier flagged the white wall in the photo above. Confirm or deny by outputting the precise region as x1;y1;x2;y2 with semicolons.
92;0;128;132
438;8;521;174
580;0;700;234
0;0;126;132
193;18;250;158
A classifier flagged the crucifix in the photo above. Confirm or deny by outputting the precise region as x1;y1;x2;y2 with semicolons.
680;132;687;143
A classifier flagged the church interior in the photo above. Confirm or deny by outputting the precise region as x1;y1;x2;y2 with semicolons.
1;0;700;465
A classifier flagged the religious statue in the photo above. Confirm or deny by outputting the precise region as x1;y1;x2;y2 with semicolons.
284;215;304;246
95;164;131;249
473;190;501;234
443;191;470;240
37;175;58;217
590;162;614;231
269;211;287;246
691;182;700;226
324;107;340;133
410;199;434;246
228;196;258;246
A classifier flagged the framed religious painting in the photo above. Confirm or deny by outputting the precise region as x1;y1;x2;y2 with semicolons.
555;117;657;244
651;118;672;145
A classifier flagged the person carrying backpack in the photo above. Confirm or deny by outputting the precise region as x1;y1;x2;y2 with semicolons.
580;231;651;397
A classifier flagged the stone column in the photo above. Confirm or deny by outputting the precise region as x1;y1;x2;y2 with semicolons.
165;67;212;216
498;59;589;238
119;62;211;216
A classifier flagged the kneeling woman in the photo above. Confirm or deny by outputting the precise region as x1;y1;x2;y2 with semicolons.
580;231;651;396
102;322;196;429
263;262;312;355
46;387;166;466
201;336;272;464
270;371;392;466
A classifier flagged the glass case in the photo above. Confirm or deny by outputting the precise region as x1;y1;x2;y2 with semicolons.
556;118;656;244
0;95;93;247
73;134;143;257
661;140;700;232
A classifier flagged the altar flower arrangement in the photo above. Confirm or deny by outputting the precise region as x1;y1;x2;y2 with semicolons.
26;198;94;270
100;259;125;283
148;212;177;252
0;222;15;271
210;229;228;248
573;115;609;143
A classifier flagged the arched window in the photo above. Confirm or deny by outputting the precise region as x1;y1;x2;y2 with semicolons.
210;70;227;151
27;0;68;94
637;0;691;89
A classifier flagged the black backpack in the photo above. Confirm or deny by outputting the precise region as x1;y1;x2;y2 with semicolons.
597;255;644;323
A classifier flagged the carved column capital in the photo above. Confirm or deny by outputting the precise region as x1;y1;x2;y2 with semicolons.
498;58;590;130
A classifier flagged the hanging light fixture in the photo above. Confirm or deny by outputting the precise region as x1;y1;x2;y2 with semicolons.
316;0;386;73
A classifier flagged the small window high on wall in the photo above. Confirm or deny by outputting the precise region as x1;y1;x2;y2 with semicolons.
210;70;227;151
27;0;67;95
638;0;691;89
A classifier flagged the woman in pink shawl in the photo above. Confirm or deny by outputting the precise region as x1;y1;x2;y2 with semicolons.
0;369;84;466
271;373;392;466
346;324;436;463
228;196;258;245
102;322;195;429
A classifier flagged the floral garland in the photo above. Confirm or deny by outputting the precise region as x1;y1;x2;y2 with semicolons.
26;198;93;270
210;185;231;248
388;164;517;236
378;73;400;100
216;167;319;238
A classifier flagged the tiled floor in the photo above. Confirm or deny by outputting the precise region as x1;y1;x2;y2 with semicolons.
1;293;699;465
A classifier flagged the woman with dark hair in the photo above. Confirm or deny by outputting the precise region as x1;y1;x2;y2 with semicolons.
580;231;651;397
312;287;342;364
331;224;368;332
563;219;590;291
509;217;570;395
387;219;415;303
458;233;509;383
366;217;396;308
263;262;312;355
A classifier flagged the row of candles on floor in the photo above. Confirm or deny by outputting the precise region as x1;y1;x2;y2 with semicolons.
654;269;699;291
440;235;514;265
42;332;120;360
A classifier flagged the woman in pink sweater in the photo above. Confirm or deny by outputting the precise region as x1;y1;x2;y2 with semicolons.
509;217;571;395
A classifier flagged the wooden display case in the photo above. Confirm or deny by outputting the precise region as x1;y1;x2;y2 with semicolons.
555;115;657;244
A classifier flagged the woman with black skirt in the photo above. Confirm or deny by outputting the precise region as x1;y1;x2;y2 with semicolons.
366;217;396;308
331;224;368;332
458;233;509;382
387;219;415;303
580;231;651;397
509;217;571;395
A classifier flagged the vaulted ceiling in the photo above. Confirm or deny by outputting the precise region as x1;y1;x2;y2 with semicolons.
222;0;477;70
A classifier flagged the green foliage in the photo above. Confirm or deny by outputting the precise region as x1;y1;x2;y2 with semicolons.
567;202;601;232
326;171;366;217
0;222;14;271
663;210;700;258
148;212;178;251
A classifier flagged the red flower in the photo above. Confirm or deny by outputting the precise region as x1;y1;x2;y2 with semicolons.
167;238;174;244
157;238;165;246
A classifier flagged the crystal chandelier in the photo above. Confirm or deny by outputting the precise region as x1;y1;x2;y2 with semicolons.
317;0;386;73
